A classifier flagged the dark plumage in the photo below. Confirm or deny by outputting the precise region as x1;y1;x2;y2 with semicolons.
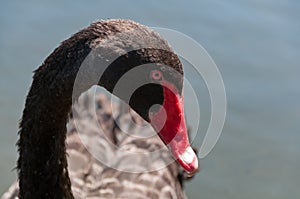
1;19;197;199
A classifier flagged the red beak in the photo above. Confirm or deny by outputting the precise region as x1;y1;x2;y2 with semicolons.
149;81;198;173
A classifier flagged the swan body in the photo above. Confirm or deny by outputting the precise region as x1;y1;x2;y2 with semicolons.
2;92;190;199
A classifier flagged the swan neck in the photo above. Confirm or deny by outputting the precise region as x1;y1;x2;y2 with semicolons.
16;40;92;198
17;80;75;198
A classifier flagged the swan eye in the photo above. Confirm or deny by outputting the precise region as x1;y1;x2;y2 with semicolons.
150;70;163;81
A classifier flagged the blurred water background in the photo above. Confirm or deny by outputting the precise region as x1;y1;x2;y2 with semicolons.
0;0;299;198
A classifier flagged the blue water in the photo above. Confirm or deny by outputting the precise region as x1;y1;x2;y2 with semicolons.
1;0;299;198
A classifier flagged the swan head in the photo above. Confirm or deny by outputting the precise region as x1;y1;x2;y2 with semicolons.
98;48;198;173
83;20;199;173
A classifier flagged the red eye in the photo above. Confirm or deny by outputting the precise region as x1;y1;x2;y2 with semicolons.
151;70;162;81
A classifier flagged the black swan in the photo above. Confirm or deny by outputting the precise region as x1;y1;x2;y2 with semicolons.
1;19;198;199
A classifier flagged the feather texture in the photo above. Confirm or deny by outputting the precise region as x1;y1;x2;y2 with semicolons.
2;91;193;199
